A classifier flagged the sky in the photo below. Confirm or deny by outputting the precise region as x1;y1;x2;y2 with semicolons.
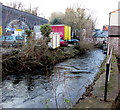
0;0;119;29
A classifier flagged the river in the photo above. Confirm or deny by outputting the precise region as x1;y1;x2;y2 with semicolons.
1;49;106;108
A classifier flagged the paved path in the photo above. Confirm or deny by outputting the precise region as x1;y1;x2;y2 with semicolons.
75;55;119;108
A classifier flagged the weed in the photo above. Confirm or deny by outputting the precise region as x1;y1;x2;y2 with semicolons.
100;68;105;72
64;99;72;108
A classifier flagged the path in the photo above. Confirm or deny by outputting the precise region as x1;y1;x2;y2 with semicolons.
75;55;119;108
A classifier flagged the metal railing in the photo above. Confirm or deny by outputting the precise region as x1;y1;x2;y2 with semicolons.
104;46;113;101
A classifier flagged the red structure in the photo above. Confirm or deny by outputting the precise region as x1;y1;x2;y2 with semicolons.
51;24;71;40
51;25;64;39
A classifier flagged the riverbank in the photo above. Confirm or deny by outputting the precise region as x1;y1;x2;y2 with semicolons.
75;54;119;108
2;45;80;78
2;39;96;78
2;49;106;108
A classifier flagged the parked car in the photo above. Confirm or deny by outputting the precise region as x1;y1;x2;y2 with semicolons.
60;39;68;47
67;39;80;44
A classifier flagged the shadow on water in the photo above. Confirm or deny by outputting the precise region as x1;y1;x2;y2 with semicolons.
2;49;106;108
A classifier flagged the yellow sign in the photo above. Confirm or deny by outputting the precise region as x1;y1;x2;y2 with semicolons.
16;29;23;31
0;26;2;36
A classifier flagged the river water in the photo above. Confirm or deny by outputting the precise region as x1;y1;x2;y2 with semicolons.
1;49;106;108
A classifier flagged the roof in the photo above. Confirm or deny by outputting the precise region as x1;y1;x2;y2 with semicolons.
110;9;120;14
93;30;108;38
50;24;69;26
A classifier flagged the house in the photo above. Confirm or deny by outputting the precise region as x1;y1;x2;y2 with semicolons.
92;30;108;44
108;8;120;57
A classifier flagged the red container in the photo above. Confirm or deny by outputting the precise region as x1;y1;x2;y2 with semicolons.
51;25;64;39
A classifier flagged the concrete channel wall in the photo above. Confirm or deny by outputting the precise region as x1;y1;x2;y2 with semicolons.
109;37;120;57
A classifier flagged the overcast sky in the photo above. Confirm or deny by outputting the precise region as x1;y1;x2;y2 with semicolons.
0;0;119;29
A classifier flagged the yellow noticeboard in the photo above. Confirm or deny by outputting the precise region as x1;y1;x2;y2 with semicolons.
0;26;2;36
16;29;23;31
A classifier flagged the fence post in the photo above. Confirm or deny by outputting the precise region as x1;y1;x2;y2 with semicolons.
104;48;112;101
104;63;110;101
107;43;109;56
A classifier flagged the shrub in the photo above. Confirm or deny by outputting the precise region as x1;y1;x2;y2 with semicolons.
25;29;33;37
74;40;94;54
40;24;52;38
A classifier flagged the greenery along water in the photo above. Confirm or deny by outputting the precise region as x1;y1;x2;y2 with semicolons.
2;49;106;108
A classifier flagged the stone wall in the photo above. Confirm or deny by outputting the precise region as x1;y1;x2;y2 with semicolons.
109;26;120;37
1;4;48;32
109;37;120;57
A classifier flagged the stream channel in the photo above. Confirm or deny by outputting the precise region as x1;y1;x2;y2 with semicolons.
2;49;106;108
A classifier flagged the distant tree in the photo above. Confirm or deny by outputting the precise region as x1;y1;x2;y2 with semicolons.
49;12;65;24
50;18;64;25
49;5;96;38
64;7;89;31
6;1;24;11
64;8;77;31
24;6;39;16
6;1;39;16
32;7;39;16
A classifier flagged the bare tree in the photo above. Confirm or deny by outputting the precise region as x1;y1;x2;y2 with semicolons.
49;12;65;24
6;1;24;11
49;5;96;38
6;1;39;16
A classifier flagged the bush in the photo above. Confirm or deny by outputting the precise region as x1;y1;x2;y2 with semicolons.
2;39;80;76
40;24;52;38
25;29;33;37
74;41;94;54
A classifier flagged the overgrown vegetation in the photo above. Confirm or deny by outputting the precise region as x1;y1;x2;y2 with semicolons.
74;40;95;54
2;32;96;77
2;39;79;77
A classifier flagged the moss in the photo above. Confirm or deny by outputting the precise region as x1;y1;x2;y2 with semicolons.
107;72;115;93
100;68;105;72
